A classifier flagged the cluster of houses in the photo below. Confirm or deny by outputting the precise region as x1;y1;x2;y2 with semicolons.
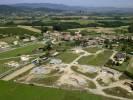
43;31;133;47
5;55;31;68
43;31;82;42
22;36;37;42
6;61;20;68
0;35;38;49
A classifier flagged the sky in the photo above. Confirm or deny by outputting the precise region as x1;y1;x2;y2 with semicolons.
0;0;133;8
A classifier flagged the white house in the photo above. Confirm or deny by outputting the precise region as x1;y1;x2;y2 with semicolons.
23;38;30;42
20;55;30;62
30;36;37;41
0;41;9;48
13;41;19;45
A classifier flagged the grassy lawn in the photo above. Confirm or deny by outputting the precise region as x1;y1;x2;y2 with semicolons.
0;81;117;100
103;87;133;99
126;57;133;76
78;50;113;66
56;51;79;63
109;61;129;72
0;43;44;59
84;47;101;53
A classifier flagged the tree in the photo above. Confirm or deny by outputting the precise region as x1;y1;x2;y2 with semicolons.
80;30;88;36
41;26;48;33
128;24;133;33
45;41;53;51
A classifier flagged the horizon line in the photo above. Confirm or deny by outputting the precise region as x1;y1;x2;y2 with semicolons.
0;2;133;9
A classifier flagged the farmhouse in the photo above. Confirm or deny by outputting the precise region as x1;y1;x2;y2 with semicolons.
23;38;30;42
13;41;19;45
30;36;37;41
20;55;30;62
6;61;20;68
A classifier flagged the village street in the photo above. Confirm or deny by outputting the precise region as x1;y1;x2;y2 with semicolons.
2;64;34;81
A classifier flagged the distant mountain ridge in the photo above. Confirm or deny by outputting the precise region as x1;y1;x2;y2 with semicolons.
0;3;133;15
11;3;86;11
11;3;133;12
0;4;64;15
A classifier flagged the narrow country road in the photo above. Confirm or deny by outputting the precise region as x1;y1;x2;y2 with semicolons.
2;64;34;81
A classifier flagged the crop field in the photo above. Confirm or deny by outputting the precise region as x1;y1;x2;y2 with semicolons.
0;81;117;100
59;19;96;25
0;27;38;36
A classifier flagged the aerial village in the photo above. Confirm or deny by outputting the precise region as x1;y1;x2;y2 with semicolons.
0;26;133;100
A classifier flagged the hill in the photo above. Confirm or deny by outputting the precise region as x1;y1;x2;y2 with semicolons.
11;3;133;14
0;3;133;15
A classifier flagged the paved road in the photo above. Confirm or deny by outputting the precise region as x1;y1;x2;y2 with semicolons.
2;64;34;81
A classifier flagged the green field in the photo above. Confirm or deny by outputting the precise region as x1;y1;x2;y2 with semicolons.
60;19;96;25
56;51;79;63
0;27;38;36
84;47;101;53
0;43;44;59
109;61;129;72
0;81;117;100
126;57;133;76
78;50;113;66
